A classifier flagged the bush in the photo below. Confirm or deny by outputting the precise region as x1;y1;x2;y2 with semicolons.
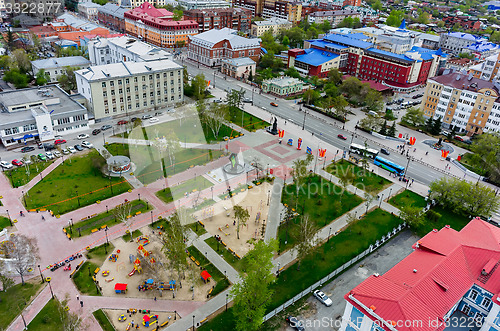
426;209;441;223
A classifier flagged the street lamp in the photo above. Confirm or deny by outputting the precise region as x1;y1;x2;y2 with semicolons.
277;262;280;277
76;190;80;207
150;211;153;226
18;301;27;330
328;227;332;242
267;190;270;206
102;131;105;145
193;315;196;331
138;193;141;201
37;264;45;283
211;186;214;200
21;190;26;207
301;107;307;130
213;70;216;88
106;205;109;213
47;278;54;298
379;194;384;207
226;294;228;311
6;210;12;226
405;157;412;190
104;226;109;254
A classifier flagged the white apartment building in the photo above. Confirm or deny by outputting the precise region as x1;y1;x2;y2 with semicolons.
439;31;488;56
177;0;231;10
31;56;91;83
88;36;173;66
251;17;292;37
308;10;361;26
75;59;183;120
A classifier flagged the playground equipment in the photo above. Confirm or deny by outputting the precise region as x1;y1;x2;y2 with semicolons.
105;277;114;283
201;270;212;283
143;315;159;327
114;283;128;294
118;315;127;322
202;207;214;219
219;226;229;236
102;270;110;277
128;264;142;277
287;138;293;146
169;280;176;291
306;147;312;155
63;265;71;271
137;236;149;246
297;138;303;150
109;254;118;262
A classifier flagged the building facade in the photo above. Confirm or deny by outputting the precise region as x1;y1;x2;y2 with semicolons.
251;17;292;37
183;8;252;33
98;3;128;33
421;72;500;135
75;59;183;120
124;2;198;48
31;56;91;83
77;1;102;21
233;0;302;22
307;10;361;26
469;53;500;82
220;57;256;79
88;36;172;65
187;28;261;67
262;76;304;96
442;13;482;31
439;32;489;57
340;218;500;331
0;86;88;148
178;0;231;9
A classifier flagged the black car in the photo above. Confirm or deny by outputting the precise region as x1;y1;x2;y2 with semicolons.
21;146;35;153
380;148;390;155
131;117;138;122
412;93;424;99
74;144;84;151
92;129;101;135
44;143;55;151
101;124;112;131
286;316;305;331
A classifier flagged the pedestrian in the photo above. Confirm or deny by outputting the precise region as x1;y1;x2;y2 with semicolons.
42;215;45;221
154;297;157;301
425;151;428;155
413;148;416;152
76;294;79;301
80;300;83;307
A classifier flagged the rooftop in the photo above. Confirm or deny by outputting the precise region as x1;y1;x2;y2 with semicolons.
78;1;102;8
431;71;498;93
91;36;172;60
295;48;339;66
346;218;500;331
309;9;360;17
322;33;373;49
264;76;302;87
366;47;417;63
125;1;172;18
252;17;291;26
445;31;487;42
98;3;128;18
75;59;182;81
221;57;256;66
466;41;500;53
189;27;261;49
31;56;91;69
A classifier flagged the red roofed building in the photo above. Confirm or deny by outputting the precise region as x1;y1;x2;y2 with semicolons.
341;218;500;331
124;2;198;48
29;25;58;39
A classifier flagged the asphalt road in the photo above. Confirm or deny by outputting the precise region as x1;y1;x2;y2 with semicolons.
183;61;447;187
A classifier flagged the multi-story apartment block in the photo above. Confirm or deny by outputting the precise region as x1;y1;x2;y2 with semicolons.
251;17;292;37
343;5;378;25
177;0;231;9
469;53;500;82
439;32;489;57
233;0;302;22
88;36;172;65
0;86;88;148
124;2;198;48
340;218;500;331
421;72;500;135
187;28;261;67
287;33;446;91
98;3;128;33
308;10;361;26
183;8;252;33
75;59;183;120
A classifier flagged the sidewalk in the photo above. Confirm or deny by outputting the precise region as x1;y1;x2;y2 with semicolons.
264;178;284;243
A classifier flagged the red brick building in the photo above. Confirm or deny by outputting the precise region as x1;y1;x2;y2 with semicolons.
442;14;481;31
29;25;58;38
183;7;252;33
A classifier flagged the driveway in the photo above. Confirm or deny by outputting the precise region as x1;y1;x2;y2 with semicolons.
291;230;418;330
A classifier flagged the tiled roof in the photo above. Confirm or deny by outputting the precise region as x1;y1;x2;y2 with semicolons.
346;218;500;331
31;56;90;69
323;33;373;49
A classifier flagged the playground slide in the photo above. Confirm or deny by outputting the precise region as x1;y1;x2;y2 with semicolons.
128;268;136;277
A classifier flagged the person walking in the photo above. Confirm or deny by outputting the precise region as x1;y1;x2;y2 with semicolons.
80;300;83;307
76;294;79;301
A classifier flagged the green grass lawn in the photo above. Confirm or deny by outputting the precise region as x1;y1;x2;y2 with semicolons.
200;208;402;330
86;242;115;263
105;143;224;185
326;159;391;193
205;237;246;272
459;152;487;176
68;200;151;237
27;298;62;331
93;309;115;331
121;229;143;242
228;106;270;132
5;160;53;188
187;246;230;297
25;151;131;215
72;261;102;296
280;175;363;249
187;221;208;236
0;281;43;330
389;190;470;236
156;177;213;205
0;216;11;231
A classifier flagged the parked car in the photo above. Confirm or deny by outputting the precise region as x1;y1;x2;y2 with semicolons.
454;135;464;142
53;151;62;158
37;142;43;149
313;290;333;306
101;124;112;131
166;108;175;113
62;148;70;155
74;144;84;151
131;117;138;122
142;114;152;119
44;144;55;151
11;159;23;166
149;117;159;123
270;102;278;107
77;133;89;139
21;146;35;153
441;130;450;136
243;98;252;103
92;129;101;135
45;151;55;159
117;120;128;125
38;153;47;161
54;139;66;145
412;93;424;99
23;158;32;165
286;316;305;331
81;141;93;149
0;161;13;169
213;99;222;103
154;111;163;116
68;146;76;154
337;134;347;140
380;148;390;155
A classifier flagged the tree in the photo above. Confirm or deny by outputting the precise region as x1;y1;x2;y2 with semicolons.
294;215;318;270
359;115;383;131
284;67;301;79
58;67;78;93
6;28;14;52
458;52;474;59
417;11;430;24
490;31;500;43
226;89;245;109
338;17;354;28
161;212;189;291
302;88;320;105
35;69;48;86
364;89;383;112
56;295;86;330
399;205;424;228
379;120;388;135
3;234;39;285
282;35;290;47
3;69;29;88
173;9;183;21
388;121;397;137
340;76;363;96
431;116;442;135
332;95;349;121
327;69;342;86
0;261;14;291
205;103;229;140
11;49;31;74
470;133;500;182
363;190;377;214
191;74;207;100
291;154;314;209
401;107;425;127
338;166;355;201
114;201;134;241
372;0;383;11
425;116;434;132
231;240;277;331
386;10;404;27
234;205;250;239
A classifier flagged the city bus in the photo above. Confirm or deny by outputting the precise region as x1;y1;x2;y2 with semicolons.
349;143;379;159
374;156;405;176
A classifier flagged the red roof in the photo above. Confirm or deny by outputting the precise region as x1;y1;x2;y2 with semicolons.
114;283;128;291
201;270;211;280
126;2;173;18
361;80;393;92
345;218;500;331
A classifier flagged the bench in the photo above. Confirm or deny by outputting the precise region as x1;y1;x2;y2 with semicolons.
94;268;100;274
198;221;204;227
90;213;97;217
221;241;227;246
190;256;196;262
160;321;169;327
195;260;200;266
234;253;241;259
135;211;141;215
228;247;234;253
208;288;213;296
62;228;67;233
81;217;87;221
77;261;83;269
101;225;107;229
69;268;77;278
91;229;98;233
200;318;208;324
66;234;71;239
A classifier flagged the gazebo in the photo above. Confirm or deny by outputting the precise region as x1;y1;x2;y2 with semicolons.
200;270;212;283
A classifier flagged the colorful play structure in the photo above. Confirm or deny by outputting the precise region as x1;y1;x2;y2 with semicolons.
115;283;128;294
218;223;230;236
128;258;143;277
109;253;118;262
200;270;212;284
143;314;159;327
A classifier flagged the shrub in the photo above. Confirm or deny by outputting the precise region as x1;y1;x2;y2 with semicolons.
426;209;441;223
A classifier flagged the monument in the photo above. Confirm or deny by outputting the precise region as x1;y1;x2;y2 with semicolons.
223;152;245;175
267;117;278;135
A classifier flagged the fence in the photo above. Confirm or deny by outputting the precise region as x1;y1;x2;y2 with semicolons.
263;222;407;322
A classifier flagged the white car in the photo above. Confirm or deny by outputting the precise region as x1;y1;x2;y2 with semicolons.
81;141;94;149
45;152;55;160
149;117;159;123
62;148;70;155
313;290;333;306
53;151;62;158
0;161;13;169
68;146;76;154
77;133;89;140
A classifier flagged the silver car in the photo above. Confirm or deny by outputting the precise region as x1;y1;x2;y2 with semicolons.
313;290;333;306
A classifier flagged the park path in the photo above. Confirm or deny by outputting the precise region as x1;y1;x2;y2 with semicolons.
264;177;284;243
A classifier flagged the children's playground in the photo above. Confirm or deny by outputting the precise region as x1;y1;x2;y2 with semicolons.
104;308;179;330
191;182;272;257
95;226;215;301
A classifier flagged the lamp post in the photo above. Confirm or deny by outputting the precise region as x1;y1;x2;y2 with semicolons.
76;190;80;207
88;265;91;276
328;227;332;242
47;278;54;299
405;157;411;190
267;190;270;206
211;186;214;200
37;264;45;283
277;262;280;277
389;188;392;198
379;193;384;207
6;210;12;226
213;70;216;88
225;294;228;311
18;302;27;330
193;315;195;331
150;211;153;226
102;131;105;145
21;190;26;207
106;205;108;213
301;106;307;130
104;226;109;254
138;193;141;201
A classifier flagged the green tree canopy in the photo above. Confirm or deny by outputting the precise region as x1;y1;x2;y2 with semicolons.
401;107;425;127
386;10;404;27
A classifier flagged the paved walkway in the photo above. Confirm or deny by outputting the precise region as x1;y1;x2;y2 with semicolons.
264;177;284;243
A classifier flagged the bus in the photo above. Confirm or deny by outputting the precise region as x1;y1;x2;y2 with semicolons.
374;156;405;176
349;143;379;159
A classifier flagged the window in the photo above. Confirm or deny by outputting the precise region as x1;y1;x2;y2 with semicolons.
110;81;114;87
482;297;491;308
102;82;106;87
468;290;478;301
